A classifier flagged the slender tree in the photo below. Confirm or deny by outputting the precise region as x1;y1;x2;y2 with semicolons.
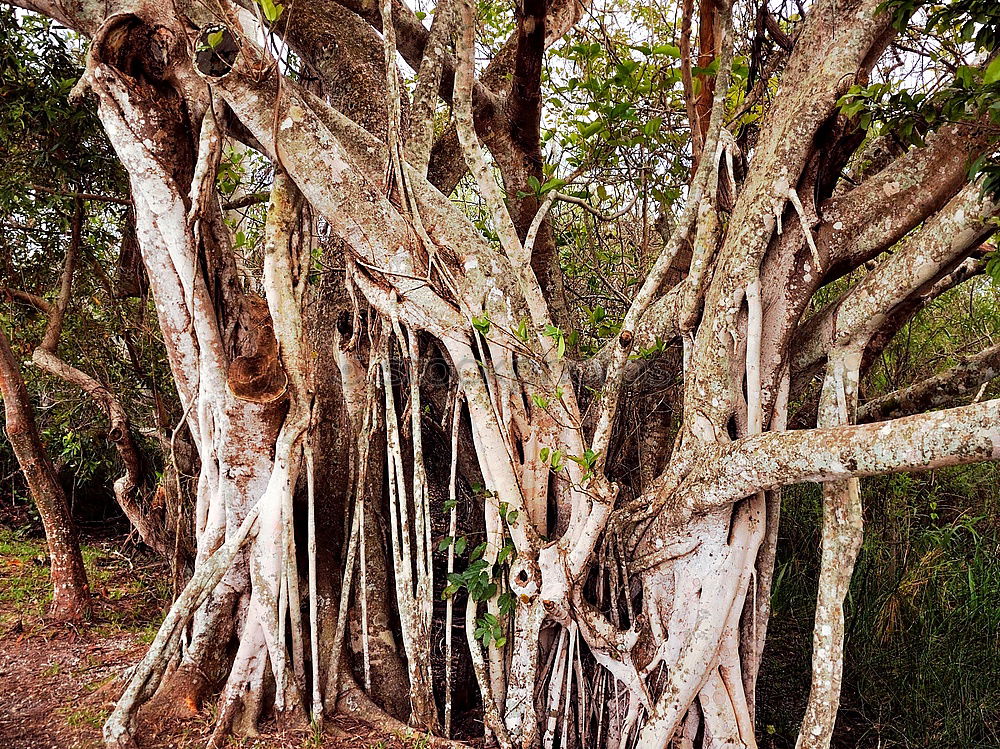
0;325;91;621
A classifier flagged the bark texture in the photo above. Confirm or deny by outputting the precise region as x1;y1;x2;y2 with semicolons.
0;327;91;621
5;0;1000;747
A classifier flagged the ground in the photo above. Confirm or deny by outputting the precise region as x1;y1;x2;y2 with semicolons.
0;524;419;749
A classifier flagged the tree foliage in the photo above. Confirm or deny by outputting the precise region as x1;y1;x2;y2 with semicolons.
1;0;999;747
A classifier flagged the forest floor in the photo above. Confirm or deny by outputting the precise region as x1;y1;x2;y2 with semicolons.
0;523;418;749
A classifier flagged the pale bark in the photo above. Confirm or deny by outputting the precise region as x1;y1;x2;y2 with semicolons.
859;341;1000;421
11;1;1000;747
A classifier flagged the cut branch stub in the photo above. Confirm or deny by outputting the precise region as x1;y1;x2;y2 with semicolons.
195;26;240;79
227;319;288;404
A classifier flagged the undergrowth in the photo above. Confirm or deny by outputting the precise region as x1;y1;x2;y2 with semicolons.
0;526;167;639
759;463;1000;748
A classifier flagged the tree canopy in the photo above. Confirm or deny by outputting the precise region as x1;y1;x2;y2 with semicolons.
0;0;998;747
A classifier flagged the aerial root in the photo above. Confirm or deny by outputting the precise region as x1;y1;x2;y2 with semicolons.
335;666;474;749
786;188;822;271
103;502;263;748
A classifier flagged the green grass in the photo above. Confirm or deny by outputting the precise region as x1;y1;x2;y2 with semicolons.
0;526;168;635
61;705;110;730
0;527;57;624
760;464;1000;748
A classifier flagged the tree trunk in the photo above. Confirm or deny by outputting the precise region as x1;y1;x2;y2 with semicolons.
8;0;1000;747
0;327;91;621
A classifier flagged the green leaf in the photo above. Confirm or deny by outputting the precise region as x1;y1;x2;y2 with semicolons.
472;313;491;336
258;0;284;22
985;56;1000;86
497;543;515;565
580;120;604;139
206;30;224;49
651;43;681;57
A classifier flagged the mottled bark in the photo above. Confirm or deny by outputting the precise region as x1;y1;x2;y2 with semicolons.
12;1;1000;747
859;341;1000;422
0;327;91;621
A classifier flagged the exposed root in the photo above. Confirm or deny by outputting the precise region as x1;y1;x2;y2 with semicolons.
336;665;473;749
104;502;263;748
137;662;211;722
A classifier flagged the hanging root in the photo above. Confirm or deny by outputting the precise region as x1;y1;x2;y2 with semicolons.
786;188;822;272
444;394;463;738
325;379;376;701
104;503;263;748
465;593;513;749
379;329;438;730
305;437;323;721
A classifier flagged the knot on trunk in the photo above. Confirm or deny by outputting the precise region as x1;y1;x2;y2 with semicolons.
227;299;288;404
509;558;541;603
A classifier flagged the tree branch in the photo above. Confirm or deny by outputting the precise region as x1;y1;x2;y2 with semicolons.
821;117;995;279
663;396;1000;522
408;0;456;174
1;287;54;314
29;183;129;206
222;191;270;211
681;0;894;440
793;181;999;377
40;197;82;353
425;0;593;194
859;340;1000;422
507;0;547;153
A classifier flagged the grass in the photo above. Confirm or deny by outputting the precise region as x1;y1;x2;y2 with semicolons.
61;705;110;730
759;464;1000;748
0;527;61;625
0;526;169;636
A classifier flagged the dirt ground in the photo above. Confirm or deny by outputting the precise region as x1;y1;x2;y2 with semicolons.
0;525;419;749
